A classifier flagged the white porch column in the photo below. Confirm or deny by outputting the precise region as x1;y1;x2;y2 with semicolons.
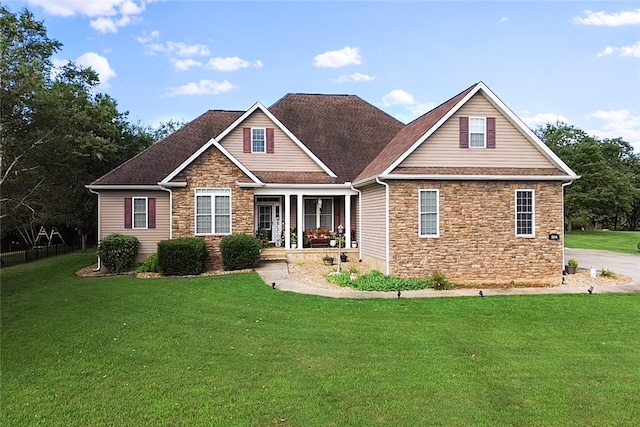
297;194;304;250
345;194;351;246
284;193;291;250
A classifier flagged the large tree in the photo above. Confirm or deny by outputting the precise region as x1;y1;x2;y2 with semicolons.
537;122;639;230
1;7;154;248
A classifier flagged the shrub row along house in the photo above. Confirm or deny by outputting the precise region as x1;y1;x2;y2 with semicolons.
87;82;579;284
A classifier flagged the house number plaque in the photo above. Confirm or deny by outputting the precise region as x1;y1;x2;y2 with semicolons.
548;233;560;241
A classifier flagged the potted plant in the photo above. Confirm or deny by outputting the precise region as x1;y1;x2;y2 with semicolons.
322;255;334;266
351;241;357;248
565;259;578;274
290;232;297;249
340;252;348;263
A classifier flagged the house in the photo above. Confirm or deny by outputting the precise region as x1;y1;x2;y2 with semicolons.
87;82;579;284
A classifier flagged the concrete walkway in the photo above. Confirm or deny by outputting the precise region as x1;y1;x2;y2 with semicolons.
256;250;640;299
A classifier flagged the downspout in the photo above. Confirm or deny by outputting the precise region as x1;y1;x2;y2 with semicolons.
88;189;101;271
159;185;173;239
350;184;363;262
561;180;574;270
375;177;390;275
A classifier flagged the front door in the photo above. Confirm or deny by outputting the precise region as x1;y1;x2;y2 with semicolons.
257;204;273;242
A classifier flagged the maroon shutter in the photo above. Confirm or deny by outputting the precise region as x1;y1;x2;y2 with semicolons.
266;128;275;153
148;198;156;229
243;128;251;153
124;198;132;229
486;117;496;149
459;117;469;148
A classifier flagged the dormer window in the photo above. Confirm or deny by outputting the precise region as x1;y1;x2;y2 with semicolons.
469;117;486;148
252;128;266;153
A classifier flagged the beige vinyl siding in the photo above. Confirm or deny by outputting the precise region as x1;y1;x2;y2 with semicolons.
99;191;170;259
219;110;323;172
360;183;386;261
398;93;555;169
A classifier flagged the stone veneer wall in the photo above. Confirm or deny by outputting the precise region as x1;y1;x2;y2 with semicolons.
171;147;254;270
388;180;564;284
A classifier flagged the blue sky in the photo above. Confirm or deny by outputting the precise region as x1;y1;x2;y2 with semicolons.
8;1;640;152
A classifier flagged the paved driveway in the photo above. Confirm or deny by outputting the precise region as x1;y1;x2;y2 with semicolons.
565;248;640;285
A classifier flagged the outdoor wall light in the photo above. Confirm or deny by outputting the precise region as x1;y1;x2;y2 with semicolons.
588;286;594;294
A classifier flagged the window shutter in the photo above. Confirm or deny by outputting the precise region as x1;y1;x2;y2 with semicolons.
487;117;496;149
124;198;132;229
459;117;469;148
148;198;156;229
243;128;251;153
266;128;275;153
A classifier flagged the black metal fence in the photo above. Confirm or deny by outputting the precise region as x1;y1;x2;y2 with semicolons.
0;244;79;268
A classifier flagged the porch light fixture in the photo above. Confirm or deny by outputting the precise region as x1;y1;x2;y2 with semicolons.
588;286;594;294
338;224;344;235
317;198;322;211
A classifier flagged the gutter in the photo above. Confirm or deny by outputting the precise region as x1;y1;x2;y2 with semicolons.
88;188;101;271
85;184;165;190
159;184;174;240
349;184;363;262
375;177;390;276
561;180;575;270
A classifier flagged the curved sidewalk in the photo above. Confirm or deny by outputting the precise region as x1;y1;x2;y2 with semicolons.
255;259;640;299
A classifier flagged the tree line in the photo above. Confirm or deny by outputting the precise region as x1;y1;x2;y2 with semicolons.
536;123;640;231
0;7;183;250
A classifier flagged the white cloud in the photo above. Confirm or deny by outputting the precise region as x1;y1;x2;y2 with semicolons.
172;58;202;71
143;40;210;57
205;57;263;72
382;89;416;106
573;8;640;26
313;46;361;68
333;72;375;83
75;52;116;87
521;113;570;129
136;30;159;44
26;0;148;33
598;41;640;58
499;16;509;23
165;80;237;97
586;109;640;148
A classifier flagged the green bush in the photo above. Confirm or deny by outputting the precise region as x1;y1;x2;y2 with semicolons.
137;253;159;273
157;237;208;276
430;271;452;290
328;270;432;291
255;227;269;249
220;233;261;271
97;233;140;273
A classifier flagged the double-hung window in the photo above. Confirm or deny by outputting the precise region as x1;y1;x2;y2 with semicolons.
469;117;486;148
132;197;148;229
252;128;266;153
304;198;333;230
419;190;439;237
195;188;231;235
515;190;535;237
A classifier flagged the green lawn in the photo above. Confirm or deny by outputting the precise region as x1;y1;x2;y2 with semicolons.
2;253;640;426
565;230;640;254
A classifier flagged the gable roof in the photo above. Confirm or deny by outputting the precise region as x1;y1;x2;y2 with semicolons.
355;82;577;183
89;110;243;186
269;94;405;182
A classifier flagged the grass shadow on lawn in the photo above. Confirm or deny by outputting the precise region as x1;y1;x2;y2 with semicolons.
2;252;640;426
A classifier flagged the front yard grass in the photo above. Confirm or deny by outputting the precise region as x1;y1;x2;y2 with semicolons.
565;230;640;254
2;253;640;426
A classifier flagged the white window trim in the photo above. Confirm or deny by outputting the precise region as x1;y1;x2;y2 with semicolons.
303;197;334;231
419;189;439;238
194;188;232;236
515;189;535;238
132;197;148;230
469;116;486;149
251;127;266;153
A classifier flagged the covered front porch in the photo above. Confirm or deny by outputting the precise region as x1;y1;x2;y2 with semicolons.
251;185;359;251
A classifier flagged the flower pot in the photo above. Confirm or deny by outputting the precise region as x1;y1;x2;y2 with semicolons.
565;265;577;274
351;242;357;248
340;254;348;263
291;243;297;249
323;259;333;266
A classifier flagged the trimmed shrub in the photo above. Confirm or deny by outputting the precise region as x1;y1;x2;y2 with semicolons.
431;271;453;290
157;237;208;276
220;233;261;271
97;233;140;273
137;253;159;273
